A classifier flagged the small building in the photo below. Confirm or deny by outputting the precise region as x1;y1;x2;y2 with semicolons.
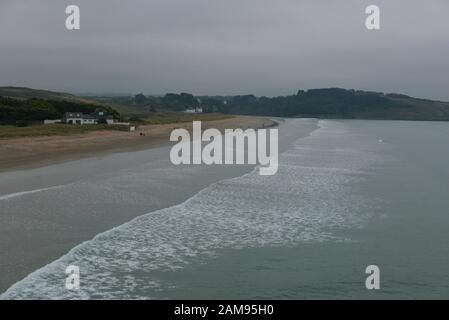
57;111;115;125
62;112;84;125
113;122;136;132
93;109;114;124
43;119;62;124
184;107;203;113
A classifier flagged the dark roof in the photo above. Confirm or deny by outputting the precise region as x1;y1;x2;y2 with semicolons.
64;112;83;118
63;112;113;120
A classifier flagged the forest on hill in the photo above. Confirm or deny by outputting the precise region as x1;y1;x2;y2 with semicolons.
0;95;119;124
113;88;449;121
217;89;449;121
2;87;449;123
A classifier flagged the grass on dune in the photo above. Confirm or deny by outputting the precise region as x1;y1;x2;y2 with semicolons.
0;113;234;139
0;124;124;139
136;112;233;125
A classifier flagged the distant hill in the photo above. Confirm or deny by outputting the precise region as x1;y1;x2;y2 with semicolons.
2;86;449;122
90;88;449;121
0;86;75;100
0;87;120;124
220;88;449;121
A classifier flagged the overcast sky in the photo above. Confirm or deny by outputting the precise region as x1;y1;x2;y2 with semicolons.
0;0;448;99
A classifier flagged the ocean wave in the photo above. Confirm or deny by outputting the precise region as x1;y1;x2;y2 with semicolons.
1;119;387;299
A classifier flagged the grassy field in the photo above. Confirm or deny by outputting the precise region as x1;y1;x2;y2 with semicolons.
135;112;233;124
0;124;127;139
0;113;234;139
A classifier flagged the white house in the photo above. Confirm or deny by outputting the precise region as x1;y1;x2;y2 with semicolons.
46;110;115;125
62;112;84;125
184;107;203;113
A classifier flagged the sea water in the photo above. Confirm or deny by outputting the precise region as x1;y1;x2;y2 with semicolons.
1;119;449;299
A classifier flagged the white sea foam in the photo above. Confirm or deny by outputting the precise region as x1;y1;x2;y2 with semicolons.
0;120;387;299
0;185;69;201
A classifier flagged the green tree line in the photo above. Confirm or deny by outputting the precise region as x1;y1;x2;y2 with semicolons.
0;96;120;124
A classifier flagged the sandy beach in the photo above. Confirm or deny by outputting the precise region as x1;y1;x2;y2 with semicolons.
0;115;298;294
0;116;274;172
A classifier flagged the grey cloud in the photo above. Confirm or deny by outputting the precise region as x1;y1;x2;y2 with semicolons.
0;0;448;99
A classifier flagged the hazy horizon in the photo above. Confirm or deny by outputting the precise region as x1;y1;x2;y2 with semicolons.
1;0;449;100
4;85;449;104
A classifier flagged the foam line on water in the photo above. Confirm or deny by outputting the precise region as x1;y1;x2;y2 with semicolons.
0;119;389;299
0;185;69;201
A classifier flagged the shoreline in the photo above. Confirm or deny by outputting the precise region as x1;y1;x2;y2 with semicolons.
0;116;275;173
1;117;317;294
0;118;319;297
